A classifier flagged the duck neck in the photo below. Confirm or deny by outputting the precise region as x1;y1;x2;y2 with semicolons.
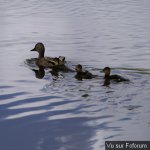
38;51;44;59
77;70;83;74
104;74;110;79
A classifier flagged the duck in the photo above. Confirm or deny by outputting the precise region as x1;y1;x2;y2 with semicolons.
101;67;129;82
30;42;65;68
75;64;95;80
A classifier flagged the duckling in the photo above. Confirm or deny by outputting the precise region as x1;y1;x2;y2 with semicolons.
75;64;94;80
101;67;129;82
31;42;65;68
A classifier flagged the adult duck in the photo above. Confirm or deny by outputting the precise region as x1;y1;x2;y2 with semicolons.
31;42;65;68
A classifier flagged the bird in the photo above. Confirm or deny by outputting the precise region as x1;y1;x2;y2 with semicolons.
75;64;95;80
101;67;129;82
30;42;65;68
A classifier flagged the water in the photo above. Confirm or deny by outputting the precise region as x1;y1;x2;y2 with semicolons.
0;0;150;150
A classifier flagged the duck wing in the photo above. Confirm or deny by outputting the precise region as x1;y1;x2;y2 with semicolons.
110;75;129;82
36;57;56;68
82;71;93;79
44;57;58;65
45;56;66;65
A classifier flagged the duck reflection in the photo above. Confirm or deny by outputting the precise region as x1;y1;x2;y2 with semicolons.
103;78;110;87
32;66;61;79
32;66;45;79
50;68;59;77
32;66;66;80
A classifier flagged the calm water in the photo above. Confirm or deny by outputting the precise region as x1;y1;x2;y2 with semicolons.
0;0;150;150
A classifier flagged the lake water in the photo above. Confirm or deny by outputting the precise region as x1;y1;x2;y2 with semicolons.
0;0;150;150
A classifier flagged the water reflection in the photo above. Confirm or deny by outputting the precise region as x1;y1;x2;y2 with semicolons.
0;117;96;150
103;79;110;87
32;67;45;79
0;67;150;149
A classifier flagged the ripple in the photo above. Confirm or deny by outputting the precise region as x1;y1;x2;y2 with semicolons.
0;92;28;103
4;109;48;120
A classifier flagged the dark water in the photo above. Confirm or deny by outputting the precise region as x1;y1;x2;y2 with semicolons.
0;0;150;150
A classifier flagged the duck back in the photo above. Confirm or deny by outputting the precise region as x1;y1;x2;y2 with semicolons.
75;71;93;80
109;74;129;82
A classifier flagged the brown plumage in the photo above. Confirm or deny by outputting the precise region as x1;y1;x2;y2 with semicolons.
31;42;65;68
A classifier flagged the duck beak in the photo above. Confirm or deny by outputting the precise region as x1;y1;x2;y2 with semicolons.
30;48;36;51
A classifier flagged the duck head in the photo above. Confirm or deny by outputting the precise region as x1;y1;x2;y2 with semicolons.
59;56;65;65
75;64;82;73
31;43;45;58
53;57;60;65
59;56;65;61
102;67;111;77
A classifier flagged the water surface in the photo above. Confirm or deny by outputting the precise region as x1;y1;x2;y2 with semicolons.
0;0;150;150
